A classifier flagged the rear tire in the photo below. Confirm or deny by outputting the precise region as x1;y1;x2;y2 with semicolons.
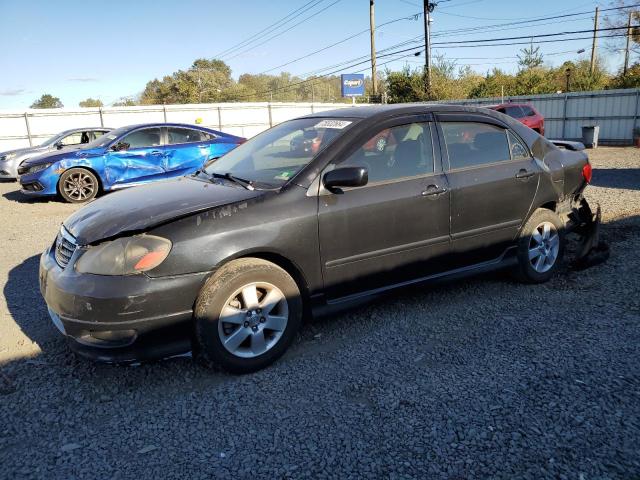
194;258;302;374
58;168;99;203
513;208;565;283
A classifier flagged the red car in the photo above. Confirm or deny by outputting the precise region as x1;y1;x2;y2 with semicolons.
488;103;545;136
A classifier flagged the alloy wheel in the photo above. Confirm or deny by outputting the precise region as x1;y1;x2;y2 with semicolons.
528;221;560;273
63;171;96;201
217;282;289;358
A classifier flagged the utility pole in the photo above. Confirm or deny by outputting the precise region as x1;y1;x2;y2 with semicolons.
423;0;434;97
624;11;632;75
590;6;599;74
370;0;377;96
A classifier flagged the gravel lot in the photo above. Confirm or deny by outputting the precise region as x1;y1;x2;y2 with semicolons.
1;147;639;479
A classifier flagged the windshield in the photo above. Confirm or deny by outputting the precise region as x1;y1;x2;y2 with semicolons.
204;117;355;187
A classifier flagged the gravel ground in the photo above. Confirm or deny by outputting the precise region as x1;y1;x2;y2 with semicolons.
0;147;639;479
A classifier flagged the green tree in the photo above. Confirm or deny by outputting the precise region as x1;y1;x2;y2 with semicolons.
609;62;640;88
385;66;426;103
30;94;63;108
79;98;103;107
517;43;544;70
140;58;234;104
112;97;137;106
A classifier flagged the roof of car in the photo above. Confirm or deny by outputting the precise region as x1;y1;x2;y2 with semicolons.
118;122;217;130
302;103;503;120
486;103;532;109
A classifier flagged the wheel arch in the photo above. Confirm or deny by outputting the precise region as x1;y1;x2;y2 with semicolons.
56;165;104;195
209;249;313;314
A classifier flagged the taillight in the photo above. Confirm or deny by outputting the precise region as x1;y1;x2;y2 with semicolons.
582;163;592;183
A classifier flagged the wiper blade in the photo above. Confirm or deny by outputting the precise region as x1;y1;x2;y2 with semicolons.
209;172;255;191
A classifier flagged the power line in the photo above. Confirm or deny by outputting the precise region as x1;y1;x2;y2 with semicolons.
430;25;637;46
258;11;422;75
224;0;344;61
213;1;323;59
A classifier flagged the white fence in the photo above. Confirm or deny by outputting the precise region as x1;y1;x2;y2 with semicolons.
4;89;639;151
439;88;640;145
0;102;357;151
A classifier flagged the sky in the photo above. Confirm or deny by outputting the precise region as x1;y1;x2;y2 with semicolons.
0;0;627;109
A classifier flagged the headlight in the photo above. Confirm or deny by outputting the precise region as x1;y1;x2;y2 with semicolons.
1;153;17;162
27;163;52;174
75;235;172;275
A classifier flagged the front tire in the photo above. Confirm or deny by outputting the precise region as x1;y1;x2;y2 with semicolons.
194;258;302;374
58;168;99;203
513;208;565;283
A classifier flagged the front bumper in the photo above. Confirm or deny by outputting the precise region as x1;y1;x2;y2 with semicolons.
39;244;208;362
19;167;60;196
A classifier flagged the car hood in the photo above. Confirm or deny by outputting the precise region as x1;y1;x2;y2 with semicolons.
64;176;263;245
22;146;104;166
1;145;48;158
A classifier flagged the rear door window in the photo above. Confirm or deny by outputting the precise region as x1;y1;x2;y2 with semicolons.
521;106;537;117
441;122;511;169
167;127;205;145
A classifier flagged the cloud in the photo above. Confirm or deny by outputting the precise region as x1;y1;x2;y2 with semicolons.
67;77;99;82
0;89;26;96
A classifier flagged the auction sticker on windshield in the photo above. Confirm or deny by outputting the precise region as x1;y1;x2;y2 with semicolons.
314;120;352;129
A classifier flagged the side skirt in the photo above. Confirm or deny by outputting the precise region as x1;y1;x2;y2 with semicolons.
311;247;518;317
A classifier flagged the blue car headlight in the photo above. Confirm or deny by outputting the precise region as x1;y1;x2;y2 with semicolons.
26;162;52;174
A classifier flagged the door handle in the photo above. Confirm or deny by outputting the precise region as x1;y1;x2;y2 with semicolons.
516;169;535;179
150;150;163;156
421;185;448;197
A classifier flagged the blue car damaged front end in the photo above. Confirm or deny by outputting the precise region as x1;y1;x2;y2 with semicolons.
18;148;102;196
18;124;245;199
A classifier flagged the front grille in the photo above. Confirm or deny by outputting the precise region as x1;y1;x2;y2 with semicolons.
0;170;9;176
54;226;77;269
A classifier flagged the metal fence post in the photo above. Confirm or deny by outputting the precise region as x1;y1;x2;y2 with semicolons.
98;107;104;127
561;94;568;140
268;103;273;128
217;106;222;130
634;89;640;142
162;103;167;123
24;112;33;147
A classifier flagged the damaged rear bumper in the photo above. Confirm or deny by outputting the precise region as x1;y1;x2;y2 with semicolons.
39;245;208;362
565;197;603;264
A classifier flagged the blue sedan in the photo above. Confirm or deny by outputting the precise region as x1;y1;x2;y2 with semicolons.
18;123;245;202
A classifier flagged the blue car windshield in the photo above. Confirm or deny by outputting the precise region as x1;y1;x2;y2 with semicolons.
204;117;355;187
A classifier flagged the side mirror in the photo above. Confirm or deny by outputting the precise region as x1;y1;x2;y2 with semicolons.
323;167;368;192
111;142;129;152
55;142;64;150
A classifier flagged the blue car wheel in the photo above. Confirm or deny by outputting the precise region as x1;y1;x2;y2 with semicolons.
59;168;99;203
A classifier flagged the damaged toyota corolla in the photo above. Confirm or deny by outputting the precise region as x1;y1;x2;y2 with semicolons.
39;104;600;373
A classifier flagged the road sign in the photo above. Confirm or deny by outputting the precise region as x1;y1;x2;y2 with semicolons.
341;74;365;97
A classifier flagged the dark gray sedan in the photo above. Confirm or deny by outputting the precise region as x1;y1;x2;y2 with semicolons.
0;127;111;179
39;104;598;373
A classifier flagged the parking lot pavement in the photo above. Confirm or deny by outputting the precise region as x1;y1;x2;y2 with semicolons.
0;147;639;479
